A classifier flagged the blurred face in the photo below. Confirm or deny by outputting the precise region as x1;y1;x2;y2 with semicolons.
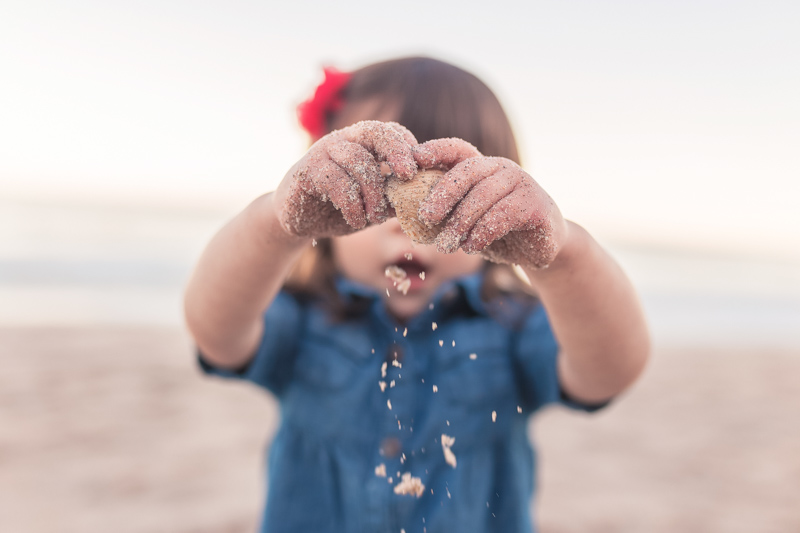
332;221;484;321
328;98;484;321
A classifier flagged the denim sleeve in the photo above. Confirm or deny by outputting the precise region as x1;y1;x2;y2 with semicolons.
197;291;304;396
513;303;610;413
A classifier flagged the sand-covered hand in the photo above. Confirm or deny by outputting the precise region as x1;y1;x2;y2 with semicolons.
413;138;565;269
276;121;418;237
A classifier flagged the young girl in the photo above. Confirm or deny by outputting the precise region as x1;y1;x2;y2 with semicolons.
185;57;650;533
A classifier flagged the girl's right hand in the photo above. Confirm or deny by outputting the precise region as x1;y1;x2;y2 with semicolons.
274;120;418;237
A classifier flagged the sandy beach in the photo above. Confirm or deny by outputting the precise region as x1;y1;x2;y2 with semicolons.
1;198;798;532
1;326;798;533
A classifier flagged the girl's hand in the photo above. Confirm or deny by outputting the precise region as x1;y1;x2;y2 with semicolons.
275;121;418;237
414;138;566;269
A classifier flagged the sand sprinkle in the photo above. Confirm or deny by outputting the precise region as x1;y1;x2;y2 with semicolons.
441;434;457;468
394;473;425;498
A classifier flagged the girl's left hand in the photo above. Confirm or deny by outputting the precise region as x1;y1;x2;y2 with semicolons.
413;138;567;269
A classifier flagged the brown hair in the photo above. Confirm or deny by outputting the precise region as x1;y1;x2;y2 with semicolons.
334;57;520;163
285;56;536;320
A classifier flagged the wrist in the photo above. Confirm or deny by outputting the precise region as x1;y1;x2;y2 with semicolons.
253;192;311;251
524;221;589;280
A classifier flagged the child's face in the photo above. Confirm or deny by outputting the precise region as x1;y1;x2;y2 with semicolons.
332;220;484;321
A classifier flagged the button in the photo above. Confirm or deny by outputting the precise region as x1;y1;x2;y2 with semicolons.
380;437;402;458
385;343;404;364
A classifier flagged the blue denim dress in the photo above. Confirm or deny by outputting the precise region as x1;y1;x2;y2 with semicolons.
200;272;603;533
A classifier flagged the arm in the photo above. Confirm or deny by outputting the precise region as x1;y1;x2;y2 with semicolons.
523;222;650;404
184;193;308;370
184;121;418;369
414;139;650;403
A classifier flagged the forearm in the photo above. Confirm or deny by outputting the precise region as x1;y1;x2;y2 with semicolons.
184;192;309;368
523;222;650;403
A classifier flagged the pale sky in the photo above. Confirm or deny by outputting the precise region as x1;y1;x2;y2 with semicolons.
2;0;798;256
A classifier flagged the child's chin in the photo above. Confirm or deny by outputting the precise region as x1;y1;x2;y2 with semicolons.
387;294;428;320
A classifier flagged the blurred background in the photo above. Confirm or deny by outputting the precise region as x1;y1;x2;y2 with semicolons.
1;1;798;532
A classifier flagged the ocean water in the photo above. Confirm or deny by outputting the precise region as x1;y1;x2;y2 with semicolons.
1;199;798;350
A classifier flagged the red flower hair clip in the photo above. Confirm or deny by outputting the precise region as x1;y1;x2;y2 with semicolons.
297;67;352;140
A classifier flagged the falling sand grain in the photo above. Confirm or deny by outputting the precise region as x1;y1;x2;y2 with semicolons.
385;265;411;295
441;434;457;468
394;473;425;498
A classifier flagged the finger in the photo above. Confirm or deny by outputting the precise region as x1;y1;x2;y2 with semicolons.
342;121;417;180
384;121;419;147
418;156;501;227
413;138;482;170
307;158;367;230
462;188;548;253
433;169;522;253
327;141;387;224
